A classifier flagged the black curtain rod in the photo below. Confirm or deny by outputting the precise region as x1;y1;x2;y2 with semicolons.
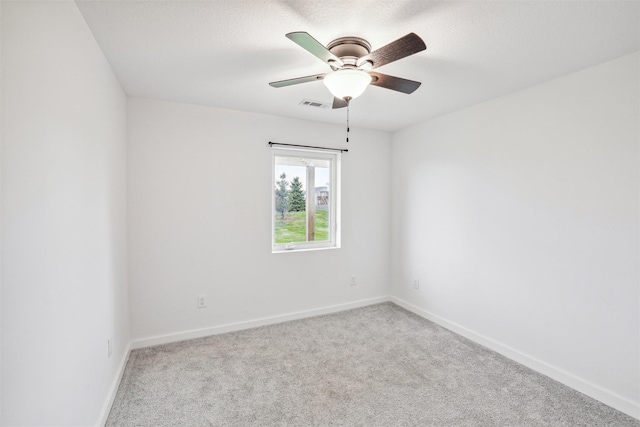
268;142;348;153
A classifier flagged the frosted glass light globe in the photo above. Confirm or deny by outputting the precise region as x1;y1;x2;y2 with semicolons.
323;69;372;100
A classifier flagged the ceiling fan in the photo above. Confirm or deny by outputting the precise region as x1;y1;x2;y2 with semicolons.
269;32;427;109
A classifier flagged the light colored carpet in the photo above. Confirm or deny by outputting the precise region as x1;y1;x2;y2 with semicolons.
107;303;639;426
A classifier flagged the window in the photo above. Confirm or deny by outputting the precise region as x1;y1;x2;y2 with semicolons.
272;147;340;252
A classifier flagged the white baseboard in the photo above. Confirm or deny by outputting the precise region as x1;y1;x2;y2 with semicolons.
391;296;640;420
96;343;132;427
131;296;390;350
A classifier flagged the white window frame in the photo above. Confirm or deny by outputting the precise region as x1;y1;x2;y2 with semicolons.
272;147;341;253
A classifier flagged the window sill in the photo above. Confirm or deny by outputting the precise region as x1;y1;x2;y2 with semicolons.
272;245;340;254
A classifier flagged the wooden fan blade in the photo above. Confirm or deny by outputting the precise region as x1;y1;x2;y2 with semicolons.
357;33;426;70
369;72;421;94
332;97;348;109
286;32;344;68
269;73;327;88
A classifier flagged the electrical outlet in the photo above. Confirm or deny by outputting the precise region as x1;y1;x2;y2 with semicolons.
413;279;420;290
107;338;112;358
197;295;207;309
350;275;357;286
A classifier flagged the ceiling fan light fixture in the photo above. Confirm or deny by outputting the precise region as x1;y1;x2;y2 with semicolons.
323;69;372;100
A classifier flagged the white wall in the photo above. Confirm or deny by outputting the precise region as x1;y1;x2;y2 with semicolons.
1;1;129;425
0;2;3;422
391;52;639;417
127;98;391;342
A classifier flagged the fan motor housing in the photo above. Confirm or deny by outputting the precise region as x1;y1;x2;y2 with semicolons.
327;37;371;66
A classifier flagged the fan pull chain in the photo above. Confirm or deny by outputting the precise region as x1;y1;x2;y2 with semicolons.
346;102;350;143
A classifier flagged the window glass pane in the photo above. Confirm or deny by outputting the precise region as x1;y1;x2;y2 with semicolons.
313;166;330;241
274;159;306;244
274;154;332;246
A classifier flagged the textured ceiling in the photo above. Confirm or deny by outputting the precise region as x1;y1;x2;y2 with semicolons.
75;0;640;132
